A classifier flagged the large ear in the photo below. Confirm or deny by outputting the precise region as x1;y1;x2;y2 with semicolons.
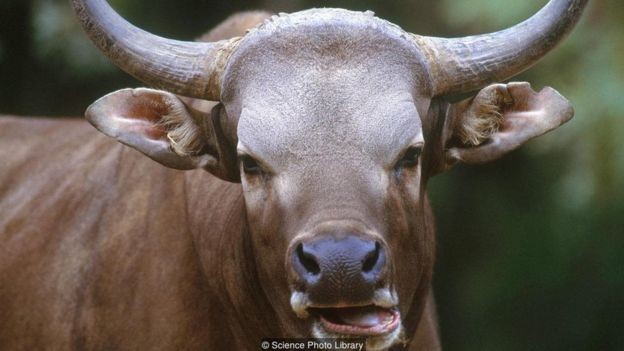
86;88;238;181
442;82;574;169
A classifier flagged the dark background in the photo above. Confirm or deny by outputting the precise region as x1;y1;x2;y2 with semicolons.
1;0;622;350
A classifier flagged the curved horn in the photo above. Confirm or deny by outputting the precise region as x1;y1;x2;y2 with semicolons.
71;0;240;100
415;0;588;96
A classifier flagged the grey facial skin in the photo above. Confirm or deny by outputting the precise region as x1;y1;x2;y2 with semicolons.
222;13;434;349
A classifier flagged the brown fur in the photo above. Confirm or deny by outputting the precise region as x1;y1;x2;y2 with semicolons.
0;115;440;350
0;116;242;349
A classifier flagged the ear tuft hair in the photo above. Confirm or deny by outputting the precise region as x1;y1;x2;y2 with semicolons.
159;102;204;157
456;89;507;146
457;101;503;146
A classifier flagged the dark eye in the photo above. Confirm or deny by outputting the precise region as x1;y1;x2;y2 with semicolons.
240;155;262;174
396;146;422;169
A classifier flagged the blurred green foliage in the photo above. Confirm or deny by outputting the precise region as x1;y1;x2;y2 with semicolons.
0;0;621;350
430;1;624;350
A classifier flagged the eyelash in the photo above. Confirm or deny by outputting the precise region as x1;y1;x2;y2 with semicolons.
395;146;422;170
240;155;262;175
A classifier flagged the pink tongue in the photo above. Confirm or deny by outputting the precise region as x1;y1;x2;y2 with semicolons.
337;306;392;328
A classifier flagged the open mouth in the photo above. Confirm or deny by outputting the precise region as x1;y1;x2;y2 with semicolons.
309;305;400;336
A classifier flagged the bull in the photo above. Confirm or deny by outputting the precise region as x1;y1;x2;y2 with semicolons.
0;0;587;350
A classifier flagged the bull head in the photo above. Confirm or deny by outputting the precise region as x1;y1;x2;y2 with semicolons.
73;0;587;349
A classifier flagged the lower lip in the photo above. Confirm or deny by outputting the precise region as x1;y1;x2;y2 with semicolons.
318;309;400;336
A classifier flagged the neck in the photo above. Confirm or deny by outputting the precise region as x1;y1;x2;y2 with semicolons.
183;171;286;347
398;289;440;350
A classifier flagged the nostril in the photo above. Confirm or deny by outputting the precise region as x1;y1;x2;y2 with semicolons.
362;241;381;273
296;243;320;275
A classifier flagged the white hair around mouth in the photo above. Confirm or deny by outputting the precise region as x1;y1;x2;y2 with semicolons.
290;288;402;350
290;290;312;318
372;288;399;308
